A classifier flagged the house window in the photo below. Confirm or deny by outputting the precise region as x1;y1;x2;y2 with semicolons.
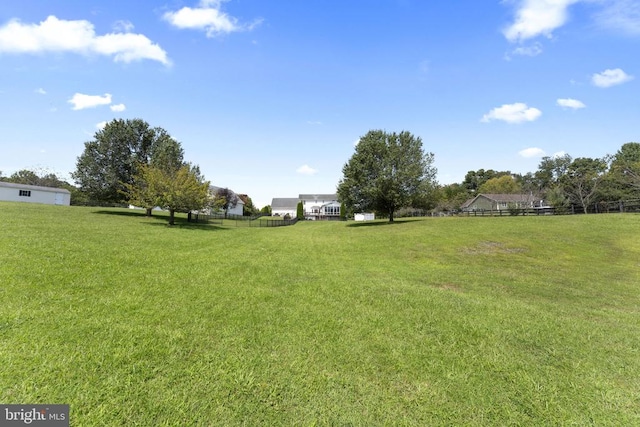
325;206;340;216
19;190;31;197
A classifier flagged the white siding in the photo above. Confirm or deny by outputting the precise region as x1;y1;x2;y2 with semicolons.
0;183;71;206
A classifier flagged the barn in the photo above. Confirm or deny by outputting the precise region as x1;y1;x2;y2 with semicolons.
0;181;71;206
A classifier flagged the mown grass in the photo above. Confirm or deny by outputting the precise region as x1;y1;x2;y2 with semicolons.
1;202;639;425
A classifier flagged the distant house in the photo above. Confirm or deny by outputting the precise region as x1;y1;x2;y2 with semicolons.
210;186;245;216
270;194;342;220
300;194;341;220
271;198;299;217
461;193;544;212
0;181;71;206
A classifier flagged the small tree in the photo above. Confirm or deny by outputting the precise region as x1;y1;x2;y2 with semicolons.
260;205;272;215
214;188;239;218
337;130;437;222
296;202;304;220
340;202;347;220
131;163;210;225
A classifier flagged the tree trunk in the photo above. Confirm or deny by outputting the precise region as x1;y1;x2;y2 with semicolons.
169;209;175;225
146;207;153;217
389;208;395;222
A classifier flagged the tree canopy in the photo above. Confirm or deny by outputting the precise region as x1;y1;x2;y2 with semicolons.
73;119;183;205
213;187;239;218
131;163;210;225
337;130;437;222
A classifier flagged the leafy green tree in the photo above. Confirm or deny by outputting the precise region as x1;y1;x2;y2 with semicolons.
73;119;179;205
337;130;437;222
260;205;272;215
478;175;522;194
6;169;68;188
340;202;347;220
560;157;608;213
462;169;511;193
239;195;258;216
434;183;469;212
133;163;210;225
606;142;640;198
534;154;572;191
129;136;185;216
296;201;304;220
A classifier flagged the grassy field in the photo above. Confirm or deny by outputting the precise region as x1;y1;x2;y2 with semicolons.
1;202;639;426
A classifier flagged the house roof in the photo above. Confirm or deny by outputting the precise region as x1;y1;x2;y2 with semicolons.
0;181;71;194
462;193;541;208
299;194;338;201
209;185;245;205
271;198;299;210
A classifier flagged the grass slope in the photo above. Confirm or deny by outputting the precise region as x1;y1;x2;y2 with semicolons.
1;203;639;425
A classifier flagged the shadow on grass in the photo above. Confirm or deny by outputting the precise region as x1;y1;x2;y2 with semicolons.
93;210;226;231
144;221;227;231
94;209;150;218
346;219;412;227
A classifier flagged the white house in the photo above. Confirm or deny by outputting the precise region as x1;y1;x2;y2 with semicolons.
0;181;71;206
210;186;245;216
271;198;299;217
300;194;341;220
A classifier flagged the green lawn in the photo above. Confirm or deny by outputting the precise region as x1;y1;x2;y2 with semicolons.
1;202;639;425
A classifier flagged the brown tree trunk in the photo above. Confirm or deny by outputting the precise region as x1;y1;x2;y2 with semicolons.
169;209;175;225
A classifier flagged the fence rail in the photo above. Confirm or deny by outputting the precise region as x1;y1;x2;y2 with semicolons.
187;212;299;227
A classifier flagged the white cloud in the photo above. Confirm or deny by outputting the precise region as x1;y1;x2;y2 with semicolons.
594;0;640;36
35;88;46;95
503;0;580;42
519;147;546;158
110;103;126;112
113;20;134;33
0;15;170;65
557;98;586;109
505;43;543;59
306;120;322;125
68;93;112;110
481;103;542;124
591;68;634;87
296;165;318;175
552;151;567;158
163;0;262;37
96;121;107;130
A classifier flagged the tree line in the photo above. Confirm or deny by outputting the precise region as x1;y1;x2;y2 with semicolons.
1;119;260;225
4;123;638;221
435;142;640;214
337;130;640;221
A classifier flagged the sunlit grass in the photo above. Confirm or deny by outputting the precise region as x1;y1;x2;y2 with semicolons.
1;202;639;425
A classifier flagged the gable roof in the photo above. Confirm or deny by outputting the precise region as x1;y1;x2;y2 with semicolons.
0;181;70;194
461;193;541;208
299;194;338;201
271;198;299;210
209;185;245;205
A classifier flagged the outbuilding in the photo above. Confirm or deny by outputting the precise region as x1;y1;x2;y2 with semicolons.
0;181;71;206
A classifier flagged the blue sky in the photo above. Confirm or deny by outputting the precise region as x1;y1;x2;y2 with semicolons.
1;0;638;208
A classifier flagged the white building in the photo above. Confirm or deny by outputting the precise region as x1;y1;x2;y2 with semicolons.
271;198;299;217
300;194;341;220
0;181;71;206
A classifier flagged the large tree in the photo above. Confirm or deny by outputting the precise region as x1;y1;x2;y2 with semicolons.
125;136;185;216
73;119;180;205
133;163;210;225
478;175;522;194
561;157;608;213
607;142;640;197
337;130;437;222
